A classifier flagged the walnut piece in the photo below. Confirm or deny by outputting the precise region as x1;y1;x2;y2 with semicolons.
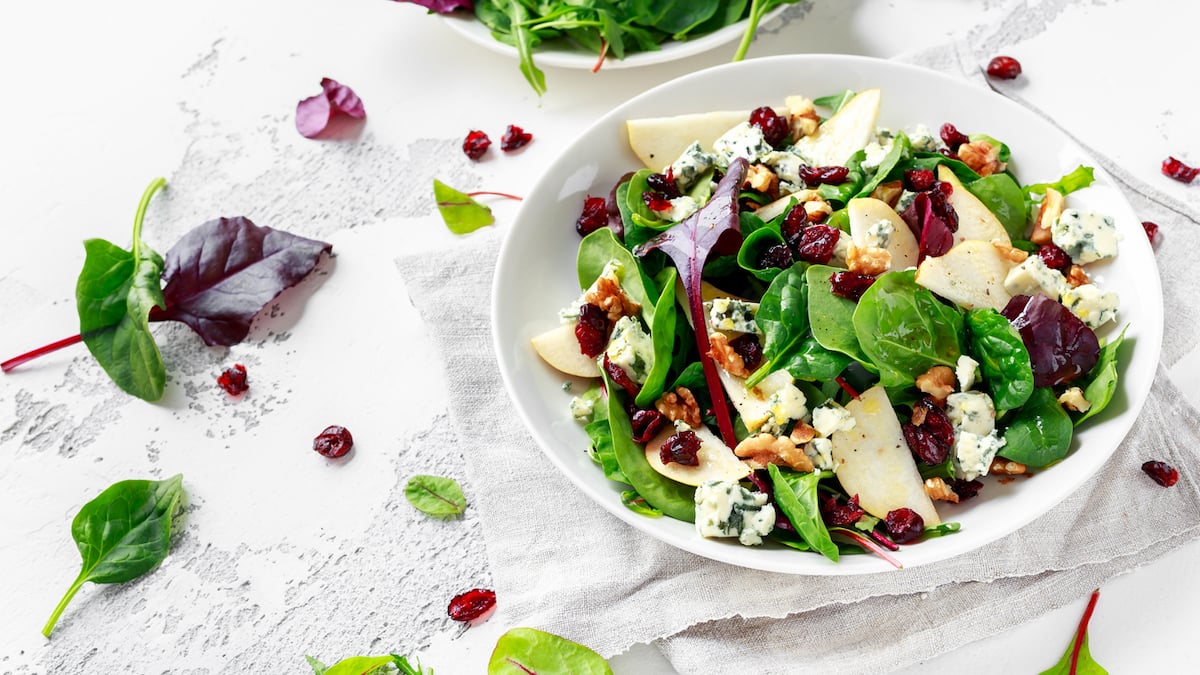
1057;386;1092;413
956;139;1005;177
655;387;702;428
789;422;816;445
871;180;904;209
744;163;779;195
915;366;956;405
924;477;960;503
734;433;814;472
803;198;833;221
1065;264;1091;288
992;240;1029;264
846;245;892;276
989;458;1027;475
788;98;820;141
1031;187;1064;245
585;275;641;324
706;332;750;378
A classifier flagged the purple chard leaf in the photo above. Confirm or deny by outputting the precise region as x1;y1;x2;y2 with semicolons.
296;78;365;139
150;217;332;346
634;158;748;448
390;0;473;13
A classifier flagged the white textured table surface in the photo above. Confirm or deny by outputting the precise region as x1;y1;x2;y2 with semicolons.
2;1;1198;673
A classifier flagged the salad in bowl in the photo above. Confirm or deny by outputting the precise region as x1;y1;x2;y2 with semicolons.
493;55;1161;573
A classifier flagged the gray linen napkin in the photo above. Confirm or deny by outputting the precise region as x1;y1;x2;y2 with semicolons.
394;46;1200;675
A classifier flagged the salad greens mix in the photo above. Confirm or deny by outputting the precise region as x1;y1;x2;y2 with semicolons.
531;88;1130;566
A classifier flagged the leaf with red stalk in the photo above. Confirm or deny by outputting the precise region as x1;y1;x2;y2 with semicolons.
834;375;861;400
829;526;903;569
434;179;495;234
634;158;748;448
1039;588;1105;675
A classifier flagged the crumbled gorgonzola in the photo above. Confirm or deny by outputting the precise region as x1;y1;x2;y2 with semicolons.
1003;255;1068;301
665;195;700;223
907;124;942;153
668;141;716;191
953;430;1006;481
569;395;595;423
805;437;835;472
863;218;895;250
605;316;654;385
861;135;895;171
709;297;760;334
694;480;776;545
1051;209;1120;264
946;391;996;436
811;403;856;438
1060;283;1120;329
713;122;774;168
764;150;805;187
896;189;919;213
956;354;979;392
761;374;808;436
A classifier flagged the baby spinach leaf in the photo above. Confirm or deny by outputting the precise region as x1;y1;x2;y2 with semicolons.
671;361;707;392
620;489;664;517
43;474;185;637
812;89;855;113
577;228;658;323
404;475;467;517
853;270;963;388
605;376;695;522
635;267;678;407
488;627;612;675
767;465;838;563
1025;165;1096;197
856;132;911;199
805;264;871;366
1076;325;1128;426
779;335;853;382
746;263;809;387
586;416;627;484
965;307;1034;412
966;172;1028;241
154;216;332;347
967;133;1011;164
735;227;787;282
434;179;495;234
816;151;866;205
75;178;168;401
1001;387;1073;467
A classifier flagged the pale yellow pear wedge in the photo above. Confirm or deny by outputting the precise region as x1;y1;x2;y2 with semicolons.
848;197;919;270
793;88;882;166
937;165;1011;246
645;424;751;486
530;323;600;378
914;239;1015;311
626;110;749;170
831;386;940;525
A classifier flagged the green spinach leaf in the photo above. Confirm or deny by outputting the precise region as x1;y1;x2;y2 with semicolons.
966;172;1028;241
620;489;664;517
577;228;657;322
853;270;963;388
586;417;627;484
778;335;853;382
767;465;839;562
812;89;855;113
856;132;911;198
746;263;809;387
805;264;871;366
404;475;467;517
605;376;695;521
489;627;612;674
736;227;787;282
1001;387;1073;467
965;307;1034;412
1025;165;1096;197
635;267;679;407
1076;325;1127;426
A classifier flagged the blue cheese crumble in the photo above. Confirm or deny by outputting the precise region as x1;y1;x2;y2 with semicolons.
863;219;895;250
694;480;775;545
946;391;996;435
668;141;716;191
665;195;700;223
956;354;979;392
760;371;808;436
907;124;942;153
709;297;760;334
805;437;835;472
811;403;855;438
1060;283;1119;329
1051;210;1120;264
712;122;774;168
569;395;595;423
946;391;1004;480
1004;255;1068;301
605;316;654;385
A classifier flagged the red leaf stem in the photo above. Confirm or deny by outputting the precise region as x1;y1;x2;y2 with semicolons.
592;38;609;73
466;191;524;201
835;375;861;400
1070;589;1101;675
1;334;84;373
829;527;903;569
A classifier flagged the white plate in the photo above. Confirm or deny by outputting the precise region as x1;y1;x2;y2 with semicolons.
441;9;785;70
491;54;1163;574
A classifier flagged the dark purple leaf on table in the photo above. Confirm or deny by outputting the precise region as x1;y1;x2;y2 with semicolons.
321;77;365;119
152;217;332;346
390;0;473;13
296;78;365;139
1001;293;1099;387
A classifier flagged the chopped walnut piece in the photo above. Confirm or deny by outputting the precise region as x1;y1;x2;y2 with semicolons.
989;458;1027;475
744;163;779;195
910;405;929;426
585;274;641;323
1058;386;1092;413
706;332;750;378
846;245;892;276
1065;264;1090;288
655;387;702;428
871;180;904;209
803;198;833;221
924;477;960;503
789;422;816;445
788;98;820;141
915;366;956;405
992;240;1029;264
734;433;814;472
1031;187;1064;245
956;139;1006;177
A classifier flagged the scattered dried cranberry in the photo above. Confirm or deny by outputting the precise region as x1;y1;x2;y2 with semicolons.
642;189;674;212
462;130;491;160
749;106;790;148
217;364;248;396
1036;243;1073;274
794;224;840;264
728;334;763;372
574;303;610;358
902;397;955;464
940;123;970;152
646;172;682;200
757;243;794;270
949;478;983;501
823;494;866;527
829;271;876;301
1142;460;1179;487
631;409;668;443
798;165;850;187
780;205;809;249
885;508;925;544
1141;221;1160;244
448;588;497;625
313;425;354;458
986;55;1022;80
1162;156;1200;184
500;124;532;151
659;430;701;466
903;168;936;192
603;355;641;397
927;185;959;232
576;196;608;237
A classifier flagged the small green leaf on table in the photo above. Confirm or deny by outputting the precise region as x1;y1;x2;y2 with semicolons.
405;475;467;517
488;627;613;675
1040;589;1107;675
434;179;494;234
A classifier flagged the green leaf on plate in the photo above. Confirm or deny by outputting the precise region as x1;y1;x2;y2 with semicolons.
434;179;494;234
405;475;467;517
488;627;612;675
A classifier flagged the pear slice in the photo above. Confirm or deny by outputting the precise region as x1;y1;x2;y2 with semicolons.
530;323;600;378
626;110;749;170
914;239;1015;311
645;424;751;486
937;165;1011;246
793;88;882;166
848;197;919;270
831;386;940;525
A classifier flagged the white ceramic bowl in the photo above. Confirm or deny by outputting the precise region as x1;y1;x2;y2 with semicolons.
491;54;1163;574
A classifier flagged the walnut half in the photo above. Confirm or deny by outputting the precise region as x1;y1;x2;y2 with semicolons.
585;275;641;324
707;332;750;378
915;366;956;405
924;477;960;503
655;387;702;428
734;433;814;472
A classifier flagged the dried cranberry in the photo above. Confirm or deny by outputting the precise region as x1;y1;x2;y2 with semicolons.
1036;243;1073;274
749;106;790;148
500;124;532;151
728;334;763;372
462;130;491;160
798;165;850;187
940;123;970;152
986;55;1022;80
934;180;953;197
949;478;983;501
659;430;701;466
1162;156;1200;184
885;508;925;544
823;494;866;527
794;224;840;264
780;205;808;249
313;425;353;458
1141;221;1160;244
642;189;673;212
902;397;954;464
603;355;641;397
928;185;959;232
1142;460;1179;487
574;303;610;358
575;196;608;237
447;588;497;625
903;168;936;192
757;243;794;270
217;364;248;396
829;271;876;301
630;409;667;443
646;172;681;200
